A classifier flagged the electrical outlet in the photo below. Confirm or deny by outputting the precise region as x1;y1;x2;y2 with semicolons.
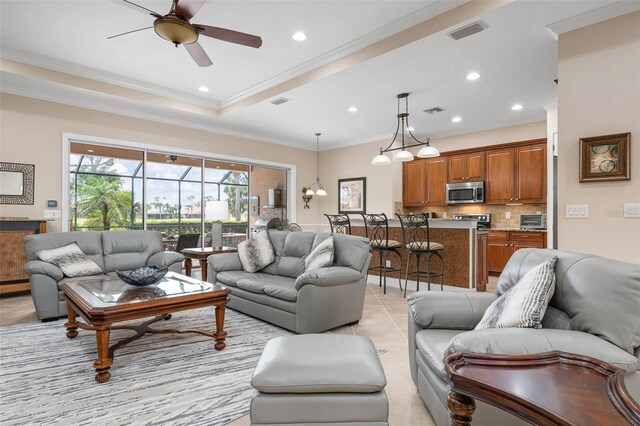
505;212;511;219
624;203;640;218
385;260;391;268
442;212;447;219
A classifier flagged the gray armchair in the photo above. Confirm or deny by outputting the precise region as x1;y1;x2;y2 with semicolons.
24;230;184;321
408;248;640;425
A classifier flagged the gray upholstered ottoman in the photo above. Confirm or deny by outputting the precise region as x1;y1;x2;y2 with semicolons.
250;334;389;426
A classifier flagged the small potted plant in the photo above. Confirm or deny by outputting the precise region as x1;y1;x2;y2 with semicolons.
301;187;313;209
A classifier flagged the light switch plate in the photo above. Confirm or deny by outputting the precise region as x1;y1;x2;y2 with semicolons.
624;203;640;218
566;204;589;218
44;210;61;219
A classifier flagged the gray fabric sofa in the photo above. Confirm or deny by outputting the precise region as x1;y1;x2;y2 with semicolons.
24;230;184;321
408;248;640;426
207;230;372;334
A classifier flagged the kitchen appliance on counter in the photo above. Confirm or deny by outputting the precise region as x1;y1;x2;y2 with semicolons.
423;212;436;219
519;214;547;229
453;213;491;229
446;181;485;205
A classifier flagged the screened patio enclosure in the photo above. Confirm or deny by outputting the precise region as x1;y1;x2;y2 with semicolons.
69;142;284;249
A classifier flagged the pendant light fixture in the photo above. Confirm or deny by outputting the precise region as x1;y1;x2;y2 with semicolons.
371;93;440;165
306;133;327;196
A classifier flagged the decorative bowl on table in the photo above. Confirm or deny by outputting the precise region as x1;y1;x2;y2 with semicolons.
116;266;168;286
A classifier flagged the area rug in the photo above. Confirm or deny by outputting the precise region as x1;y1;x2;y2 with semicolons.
0;308;292;426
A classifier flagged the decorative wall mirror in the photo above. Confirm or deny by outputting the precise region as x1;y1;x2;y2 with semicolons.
0;162;35;205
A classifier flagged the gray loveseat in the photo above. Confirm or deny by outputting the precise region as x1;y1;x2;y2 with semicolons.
408;248;640;426
24;230;184;321
207;230;372;334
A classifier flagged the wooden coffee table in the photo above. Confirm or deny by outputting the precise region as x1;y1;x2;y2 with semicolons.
445;351;640;425
61;272;231;383
181;246;237;282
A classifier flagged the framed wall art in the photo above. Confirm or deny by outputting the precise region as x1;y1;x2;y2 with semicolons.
338;177;366;214
579;132;630;182
0;162;35;205
250;196;260;216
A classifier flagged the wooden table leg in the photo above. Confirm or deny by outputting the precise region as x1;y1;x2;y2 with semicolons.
64;303;79;338
213;304;227;350
200;259;208;282
447;392;476;426
94;327;113;383
184;258;192;277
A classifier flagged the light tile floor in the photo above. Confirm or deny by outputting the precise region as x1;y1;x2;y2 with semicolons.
0;272;498;425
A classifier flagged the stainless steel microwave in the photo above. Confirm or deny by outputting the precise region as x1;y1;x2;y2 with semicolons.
446;181;485;205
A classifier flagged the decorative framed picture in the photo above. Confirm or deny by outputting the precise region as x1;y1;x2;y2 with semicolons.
0;162;35;205
338;177;366;214
579;133;630;182
250;196;259;216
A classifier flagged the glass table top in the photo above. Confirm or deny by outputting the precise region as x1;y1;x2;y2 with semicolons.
80;272;214;304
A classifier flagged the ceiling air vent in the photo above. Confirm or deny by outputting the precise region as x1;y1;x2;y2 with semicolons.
448;21;488;41
424;107;445;114
270;97;290;106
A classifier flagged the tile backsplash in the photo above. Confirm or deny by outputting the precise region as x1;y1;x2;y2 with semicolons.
396;202;546;229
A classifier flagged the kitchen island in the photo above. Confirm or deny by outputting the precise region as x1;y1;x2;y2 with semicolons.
351;219;486;291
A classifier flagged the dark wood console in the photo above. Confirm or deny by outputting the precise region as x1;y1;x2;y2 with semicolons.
0;219;47;293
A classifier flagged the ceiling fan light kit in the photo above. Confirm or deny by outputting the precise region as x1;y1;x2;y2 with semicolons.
372;93;440;165
154;16;199;46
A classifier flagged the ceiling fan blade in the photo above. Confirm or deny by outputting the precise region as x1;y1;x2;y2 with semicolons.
107;26;153;40
118;0;163;18
184;42;213;67
194;24;262;48
174;0;205;21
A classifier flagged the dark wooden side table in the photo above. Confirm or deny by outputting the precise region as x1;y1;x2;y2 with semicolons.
444;351;640;426
181;246;238;282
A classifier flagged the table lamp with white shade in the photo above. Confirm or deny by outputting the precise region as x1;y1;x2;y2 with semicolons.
205;200;229;247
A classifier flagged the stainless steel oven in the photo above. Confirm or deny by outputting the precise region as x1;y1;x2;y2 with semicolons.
446;181;485;205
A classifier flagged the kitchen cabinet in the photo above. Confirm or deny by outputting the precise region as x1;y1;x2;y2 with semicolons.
448;153;485;183
402;157;447;206
488;231;546;273
476;231;488;292
402;159;427;207
426;157;447;206
486;144;546;204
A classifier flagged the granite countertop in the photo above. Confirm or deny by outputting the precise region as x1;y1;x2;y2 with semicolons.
490;228;547;233
0;217;45;221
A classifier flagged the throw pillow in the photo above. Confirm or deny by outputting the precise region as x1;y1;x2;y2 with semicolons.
238;230;276;273
475;256;558;330
305;236;334;271
36;242;103;278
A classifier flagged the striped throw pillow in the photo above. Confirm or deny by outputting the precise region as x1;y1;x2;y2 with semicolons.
305;236;334;271
36;242;103;278
238;230;275;273
475;256;558;330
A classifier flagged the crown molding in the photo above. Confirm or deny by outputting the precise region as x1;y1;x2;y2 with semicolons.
1;82;317;152
219;0;466;108
0;48;221;109
546;1;640;40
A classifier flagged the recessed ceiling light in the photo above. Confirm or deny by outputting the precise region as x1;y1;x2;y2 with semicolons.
451;116;462;123
198;85;209;93
466;72;480;80
292;32;307;41
348;106;358;113
511;104;523;111
407;126;414;131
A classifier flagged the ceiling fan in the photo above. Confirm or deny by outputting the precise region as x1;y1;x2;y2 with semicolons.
109;0;263;67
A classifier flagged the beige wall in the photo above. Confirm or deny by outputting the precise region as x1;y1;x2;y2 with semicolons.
318;121;546;218
558;11;640;264
0;93;318;232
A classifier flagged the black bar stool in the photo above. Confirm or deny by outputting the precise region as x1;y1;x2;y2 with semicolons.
361;213;403;294
324;214;352;235
396;213;444;297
